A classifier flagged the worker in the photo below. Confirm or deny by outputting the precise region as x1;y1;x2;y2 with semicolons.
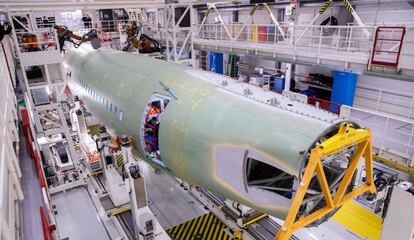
145;117;160;152
42;16;49;28
3;22;11;35
82;14;92;28
145;117;157;136
147;105;161;115
0;21;12;41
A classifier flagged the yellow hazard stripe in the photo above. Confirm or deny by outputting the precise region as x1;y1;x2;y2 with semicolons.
319;0;333;14
167;212;233;240
204;8;212;17
87;124;101;137
374;154;414;174
343;0;353;13
116;154;124;167
74;145;81;152
250;4;259;15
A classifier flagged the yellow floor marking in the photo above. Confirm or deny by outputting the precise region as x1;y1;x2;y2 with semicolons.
167;212;233;240
333;201;383;240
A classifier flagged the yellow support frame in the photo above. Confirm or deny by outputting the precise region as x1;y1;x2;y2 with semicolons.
275;123;377;240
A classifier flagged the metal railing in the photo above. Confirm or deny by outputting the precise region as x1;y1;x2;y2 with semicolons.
14;29;59;53
194;23;375;63
340;105;414;166
35;19;130;32
354;84;414;120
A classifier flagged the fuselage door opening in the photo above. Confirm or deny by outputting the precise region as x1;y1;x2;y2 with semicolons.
140;93;170;164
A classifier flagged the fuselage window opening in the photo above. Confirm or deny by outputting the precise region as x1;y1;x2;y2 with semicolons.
141;93;171;162
246;157;295;199
119;111;123;121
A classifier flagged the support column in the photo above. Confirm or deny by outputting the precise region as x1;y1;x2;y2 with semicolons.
284;63;292;92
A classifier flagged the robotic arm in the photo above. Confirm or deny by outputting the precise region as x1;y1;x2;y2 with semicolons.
54;25;101;51
121;21;160;53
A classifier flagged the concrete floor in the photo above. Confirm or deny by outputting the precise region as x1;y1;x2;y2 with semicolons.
20;130;44;240
52;187;111;240
50;160;207;239
293;219;364;240
140;161;208;229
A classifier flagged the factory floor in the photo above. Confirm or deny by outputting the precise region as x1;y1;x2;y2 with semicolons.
19;129;44;240
50;160;207;240
140;161;208;229
52;188;112;240
48;159;381;240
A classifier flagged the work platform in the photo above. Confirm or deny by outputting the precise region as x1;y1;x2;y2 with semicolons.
192;23;414;79
193;38;369;70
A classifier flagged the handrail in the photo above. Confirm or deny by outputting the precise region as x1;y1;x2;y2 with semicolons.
354;84;414;120
193;23;375;62
341;104;414;125
357;84;414;99
340;104;414;165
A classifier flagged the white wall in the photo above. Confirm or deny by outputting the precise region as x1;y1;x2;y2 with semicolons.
355;2;414;25
354;75;414;118
0;36;23;240
204;6;282;24
294;63;414;119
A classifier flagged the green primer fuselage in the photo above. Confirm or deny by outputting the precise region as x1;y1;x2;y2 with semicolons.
64;46;338;219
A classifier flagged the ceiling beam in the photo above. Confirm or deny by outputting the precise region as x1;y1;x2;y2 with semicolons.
0;1;165;12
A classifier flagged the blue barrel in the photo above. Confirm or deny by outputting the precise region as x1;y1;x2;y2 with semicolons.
209;51;223;74
273;77;285;93
331;70;358;106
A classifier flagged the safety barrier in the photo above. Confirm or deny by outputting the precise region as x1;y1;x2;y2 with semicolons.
14;29;59;53
307;96;341;115
340;105;414;167
194;23;374;64
21;107;58;240
371;26;406;67
354;84;414;120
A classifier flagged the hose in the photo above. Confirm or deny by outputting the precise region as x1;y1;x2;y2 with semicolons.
320;16;338;36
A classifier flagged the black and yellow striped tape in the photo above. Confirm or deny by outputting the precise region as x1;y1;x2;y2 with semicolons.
250;4;259;16
88;124;101;137
167;212;233;240
74;145;81;152
343;0;354;13
116;154;124;168
319;0;333;14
